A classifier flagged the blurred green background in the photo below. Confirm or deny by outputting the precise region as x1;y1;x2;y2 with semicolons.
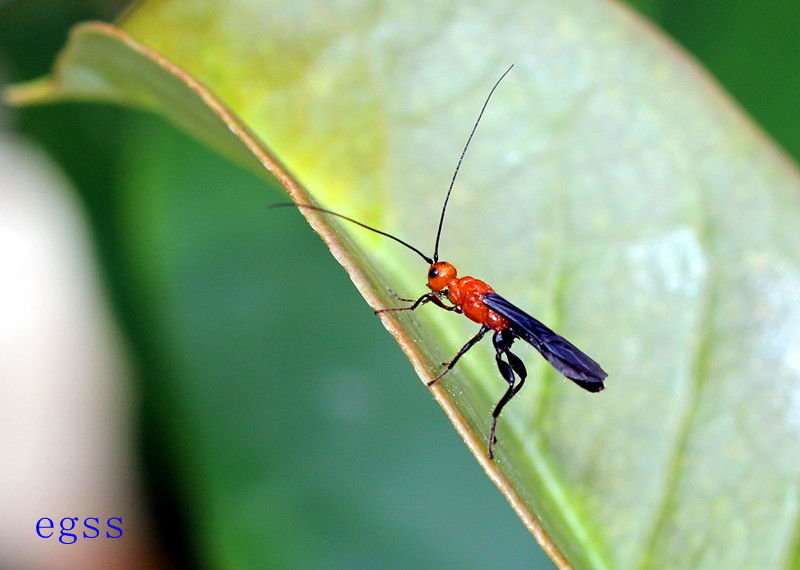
1;0;799;568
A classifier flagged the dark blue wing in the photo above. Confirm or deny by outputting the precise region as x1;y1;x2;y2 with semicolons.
482;292;607;392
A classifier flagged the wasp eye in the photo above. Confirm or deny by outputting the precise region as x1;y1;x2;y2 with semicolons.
428;267;439;279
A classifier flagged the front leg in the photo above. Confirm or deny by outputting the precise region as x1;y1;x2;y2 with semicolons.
374;291;460;315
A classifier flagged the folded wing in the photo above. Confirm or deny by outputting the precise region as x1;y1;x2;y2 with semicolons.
482;292;607;392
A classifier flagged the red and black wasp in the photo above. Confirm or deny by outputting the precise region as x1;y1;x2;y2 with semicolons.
272;65;607;458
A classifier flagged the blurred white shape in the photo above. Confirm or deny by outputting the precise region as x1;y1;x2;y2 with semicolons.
626;228;707;298
0;134;161;569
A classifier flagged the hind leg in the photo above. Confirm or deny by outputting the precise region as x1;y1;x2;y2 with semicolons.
488;331;528;459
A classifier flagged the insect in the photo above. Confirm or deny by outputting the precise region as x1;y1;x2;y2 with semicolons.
271;65;607;458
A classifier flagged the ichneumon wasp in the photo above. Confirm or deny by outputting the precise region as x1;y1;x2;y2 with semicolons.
271;65;607;459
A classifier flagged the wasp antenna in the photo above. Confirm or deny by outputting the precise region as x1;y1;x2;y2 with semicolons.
268;203;434;265
433;64;514;263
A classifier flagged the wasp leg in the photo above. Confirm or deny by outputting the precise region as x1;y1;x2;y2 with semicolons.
428;325;490;387
506;350;527;396
374;292;460;315
487;331;528;459
386;289;416;303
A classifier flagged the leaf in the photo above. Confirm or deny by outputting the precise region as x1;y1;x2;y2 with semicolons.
7;1;800;568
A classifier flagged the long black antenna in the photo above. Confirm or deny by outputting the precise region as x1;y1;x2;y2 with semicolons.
432;64;514;263
268;203;433;264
